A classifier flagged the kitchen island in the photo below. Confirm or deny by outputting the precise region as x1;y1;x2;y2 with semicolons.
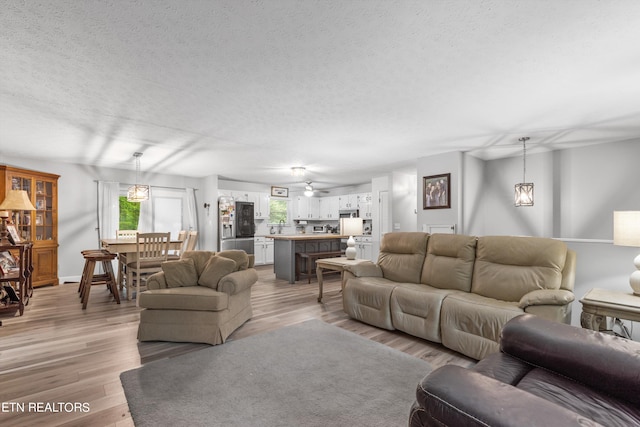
267;234;348;284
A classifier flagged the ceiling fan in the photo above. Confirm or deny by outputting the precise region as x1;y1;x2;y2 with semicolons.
303;181;329;197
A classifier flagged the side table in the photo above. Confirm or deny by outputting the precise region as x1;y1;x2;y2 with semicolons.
315;257;368;303
580;288;640;339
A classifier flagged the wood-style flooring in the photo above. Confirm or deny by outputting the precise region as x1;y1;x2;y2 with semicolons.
0;265;474;426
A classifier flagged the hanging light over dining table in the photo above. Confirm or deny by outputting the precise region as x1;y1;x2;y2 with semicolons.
127;152;150;202
514;137;534;207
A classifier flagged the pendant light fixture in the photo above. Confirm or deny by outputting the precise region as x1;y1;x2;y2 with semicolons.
127;152;150;202
514;137;534;207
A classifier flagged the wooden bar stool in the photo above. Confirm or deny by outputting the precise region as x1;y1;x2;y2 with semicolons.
79;250;120;309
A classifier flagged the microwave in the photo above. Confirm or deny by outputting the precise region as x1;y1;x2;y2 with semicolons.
339;209;359;218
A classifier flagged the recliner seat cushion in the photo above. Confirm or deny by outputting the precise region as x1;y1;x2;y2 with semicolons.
390;283;455;342
440;292;523;360
343;277;397;330
472;236;567;302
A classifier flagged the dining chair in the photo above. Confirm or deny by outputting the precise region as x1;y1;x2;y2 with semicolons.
125;232;170;306
116;230;138;290
167;230;187;260
184;230;198;252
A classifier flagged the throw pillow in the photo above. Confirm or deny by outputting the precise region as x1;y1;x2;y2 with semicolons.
198;255;237;289
216;250;249;271
161;258;198;288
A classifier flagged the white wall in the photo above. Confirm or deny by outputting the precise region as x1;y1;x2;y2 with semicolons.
418;139;640;331
2;155;211;283
416;151;462;233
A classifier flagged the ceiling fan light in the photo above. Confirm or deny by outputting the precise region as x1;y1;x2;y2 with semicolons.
304;183;314;197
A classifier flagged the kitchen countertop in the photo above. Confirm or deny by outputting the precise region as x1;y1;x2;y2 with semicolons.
266;234;348;240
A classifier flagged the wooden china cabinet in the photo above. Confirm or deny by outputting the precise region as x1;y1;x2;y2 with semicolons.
0;166;59;287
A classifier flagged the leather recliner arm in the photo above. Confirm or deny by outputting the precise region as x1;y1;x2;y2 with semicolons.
501;314;640;407
343;262;383;278
518;288;575;308
412;365;603;427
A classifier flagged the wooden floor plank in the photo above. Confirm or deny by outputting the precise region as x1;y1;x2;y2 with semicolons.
0;265;473;426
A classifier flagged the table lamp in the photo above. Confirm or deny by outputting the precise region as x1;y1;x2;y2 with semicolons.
341;217;363;260
613;211;640;295
0;190;37;245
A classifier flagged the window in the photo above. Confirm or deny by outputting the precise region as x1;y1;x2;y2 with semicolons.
269;199;289;224
119;196;140;230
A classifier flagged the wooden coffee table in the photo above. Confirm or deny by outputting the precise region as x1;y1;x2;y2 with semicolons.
580;288;640;339
315;257;369;303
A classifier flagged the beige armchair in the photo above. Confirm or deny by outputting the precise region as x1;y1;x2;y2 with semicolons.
137;250;257;345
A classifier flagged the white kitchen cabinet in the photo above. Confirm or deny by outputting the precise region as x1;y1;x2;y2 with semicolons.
355;236;373;261
358;193;373;219
338;194;358;210
247;191;270;219
319;196;339;220
294;196;320;220
254;237;274;265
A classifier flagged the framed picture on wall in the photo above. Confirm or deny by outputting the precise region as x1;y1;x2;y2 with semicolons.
271;186;288;197
423;173;451;209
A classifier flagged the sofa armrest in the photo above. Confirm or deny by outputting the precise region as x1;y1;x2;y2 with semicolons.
343;262;383;278
501;314;640;406
146;272;168;290
218;268;258;295
518;289;575;308
412;365;602;427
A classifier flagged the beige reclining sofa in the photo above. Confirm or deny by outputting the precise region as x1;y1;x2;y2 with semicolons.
137;250;258;345
343;232;576;360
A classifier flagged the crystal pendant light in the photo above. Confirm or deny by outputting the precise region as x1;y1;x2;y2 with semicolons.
127;152;150;202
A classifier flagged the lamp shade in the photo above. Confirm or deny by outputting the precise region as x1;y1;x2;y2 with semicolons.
613;211;640;247
0;190;36;211
341;217;363;237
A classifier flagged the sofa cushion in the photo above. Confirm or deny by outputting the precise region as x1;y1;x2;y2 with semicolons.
471;236;567;302
421;234;476;292
217;250;249;271
440;292;523;360
182;250;217;276
390;283;455;342
198;255;237;289
343;277;397;330
377;232;429;284
139;286;229;311
161;258;199;288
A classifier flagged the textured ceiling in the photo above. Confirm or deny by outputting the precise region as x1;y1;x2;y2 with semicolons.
1;0;639;191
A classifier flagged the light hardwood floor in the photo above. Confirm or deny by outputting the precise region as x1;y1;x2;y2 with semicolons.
0;265;474;427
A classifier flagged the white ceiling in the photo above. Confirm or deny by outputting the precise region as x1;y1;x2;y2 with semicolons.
1;1;639;191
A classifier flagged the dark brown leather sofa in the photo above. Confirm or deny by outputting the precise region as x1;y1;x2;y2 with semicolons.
409;314;640;427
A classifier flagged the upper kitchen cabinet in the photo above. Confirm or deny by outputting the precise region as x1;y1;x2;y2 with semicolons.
358;193;373;219
293;196;320;220
338;194;358;210
319;196;339;220
0;165;59;287
247;192;270;219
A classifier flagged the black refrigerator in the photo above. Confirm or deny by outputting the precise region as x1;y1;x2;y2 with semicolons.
219;200;255;254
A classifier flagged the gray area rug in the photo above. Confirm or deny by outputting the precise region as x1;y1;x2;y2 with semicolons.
120;319;431;426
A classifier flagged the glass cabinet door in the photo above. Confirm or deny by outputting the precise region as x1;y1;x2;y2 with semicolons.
35;180;54;241
10;176;32;241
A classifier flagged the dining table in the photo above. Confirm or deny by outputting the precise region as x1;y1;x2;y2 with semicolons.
100;237;183;290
